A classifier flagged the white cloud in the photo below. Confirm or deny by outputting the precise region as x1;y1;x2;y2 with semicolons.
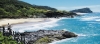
55;5;100;12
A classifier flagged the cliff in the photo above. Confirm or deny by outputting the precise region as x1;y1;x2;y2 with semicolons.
70;8;93;13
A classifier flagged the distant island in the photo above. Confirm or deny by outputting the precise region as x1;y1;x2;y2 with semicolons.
70;8;93;13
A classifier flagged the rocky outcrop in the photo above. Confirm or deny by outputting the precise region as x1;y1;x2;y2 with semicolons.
0;24;77;44
14;30;77;44
62;31;77;38
70;8;93;13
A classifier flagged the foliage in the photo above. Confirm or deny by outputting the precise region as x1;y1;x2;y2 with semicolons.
0;0;56;18
0;32;22;44
35;36;53;44
45;11;77;17
0;0;77;18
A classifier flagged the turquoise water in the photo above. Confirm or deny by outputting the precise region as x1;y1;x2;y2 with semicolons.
50;13;100;44
12;13;100;44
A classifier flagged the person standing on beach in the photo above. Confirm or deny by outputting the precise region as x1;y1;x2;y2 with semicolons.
7;23;12;35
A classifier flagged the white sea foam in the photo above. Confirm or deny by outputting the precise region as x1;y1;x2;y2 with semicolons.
49;33;100;44
87;22;97;24
49;38;73;44
12;18;62;32
95;19;100;21
60;17;68;19
76;13;88;15
77;34;87;36
62;29;69;31
80;16;100;21
77;34;100;37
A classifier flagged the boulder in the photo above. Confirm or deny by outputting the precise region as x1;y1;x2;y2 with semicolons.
62;31;77;38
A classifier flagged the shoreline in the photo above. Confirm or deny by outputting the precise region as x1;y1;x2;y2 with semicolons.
0;18;78;44
0;18;57;26
12;30;77;44
49;38;73;44
76;13;88;15
11;18;60;32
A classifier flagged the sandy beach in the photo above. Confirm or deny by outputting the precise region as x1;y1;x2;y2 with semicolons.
0;18;51;26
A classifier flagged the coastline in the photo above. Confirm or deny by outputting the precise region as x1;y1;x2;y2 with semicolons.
0;18;57;26
0;18;78;44
49;38;73;44
76;13;88;15
11;18;60;32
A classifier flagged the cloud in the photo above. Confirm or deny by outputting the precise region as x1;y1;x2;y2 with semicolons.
55;5;100;12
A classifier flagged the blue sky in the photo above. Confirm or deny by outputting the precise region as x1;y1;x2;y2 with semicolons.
21;0;100;12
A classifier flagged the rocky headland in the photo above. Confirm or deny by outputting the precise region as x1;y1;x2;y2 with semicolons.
70;8;93;13
0;21;77;44
14;30;77;44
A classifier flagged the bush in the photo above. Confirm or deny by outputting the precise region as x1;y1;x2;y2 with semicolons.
35;36;53;44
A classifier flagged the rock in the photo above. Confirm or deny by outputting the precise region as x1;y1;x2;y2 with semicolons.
62;31;77;38
34;36;53;44
14;30;77;44
70;8;93;13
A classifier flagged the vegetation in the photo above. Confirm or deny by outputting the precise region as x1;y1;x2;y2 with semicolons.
0;32;22;44
34;36;53;44
0;0;56;18
0;0;77;18
45;11;77;17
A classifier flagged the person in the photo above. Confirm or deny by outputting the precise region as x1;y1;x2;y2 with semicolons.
0;26;2;31
7;23;12;35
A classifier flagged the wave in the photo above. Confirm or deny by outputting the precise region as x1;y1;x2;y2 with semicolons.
60;17;69;19
62;29;69;31
77;33;100;37
12;18;62;32
76;13;88;15
49;38;73;44
80;16;100;21
95;19;100;21
49;33;100;44
77;34;87;36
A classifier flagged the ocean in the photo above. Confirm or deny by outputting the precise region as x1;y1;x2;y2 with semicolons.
12;13;100;44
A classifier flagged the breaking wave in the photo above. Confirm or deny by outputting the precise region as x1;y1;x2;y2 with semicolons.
12;18;62;32
80;16;100;21
49;38;73;44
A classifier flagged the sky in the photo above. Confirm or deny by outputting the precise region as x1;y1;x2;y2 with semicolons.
21;0;100;12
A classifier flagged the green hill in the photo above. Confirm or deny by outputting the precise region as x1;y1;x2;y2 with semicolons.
0;0;77;18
